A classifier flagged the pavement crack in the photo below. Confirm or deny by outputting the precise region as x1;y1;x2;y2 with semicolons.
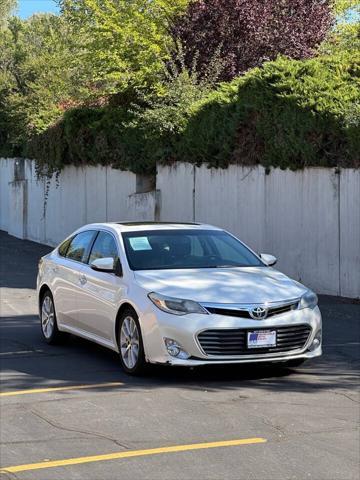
260;415;287;437
276;426;359;440
0;436;95;446
30;408;130;450
333;391;360;404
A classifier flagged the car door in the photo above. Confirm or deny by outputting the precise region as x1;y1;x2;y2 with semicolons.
76;230;125;345
52;230;97;331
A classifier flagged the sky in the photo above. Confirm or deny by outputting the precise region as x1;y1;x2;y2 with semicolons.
18;0;59;19
15;0;360;21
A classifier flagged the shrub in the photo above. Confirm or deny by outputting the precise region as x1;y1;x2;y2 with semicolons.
28;51;360;177
174;51;360;169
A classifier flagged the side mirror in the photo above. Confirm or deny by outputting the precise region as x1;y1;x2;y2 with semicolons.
90;257;123;277
91;257;115;273
260;253;277;267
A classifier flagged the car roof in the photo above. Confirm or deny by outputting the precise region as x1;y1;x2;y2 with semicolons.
80;221;222;233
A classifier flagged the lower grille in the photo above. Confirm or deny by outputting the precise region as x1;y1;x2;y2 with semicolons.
197;324;312;356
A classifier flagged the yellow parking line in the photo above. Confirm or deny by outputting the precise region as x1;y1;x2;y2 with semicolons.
0;382;123;397
0;438;267;473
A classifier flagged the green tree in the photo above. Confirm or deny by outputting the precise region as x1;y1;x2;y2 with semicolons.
0;13;88;153
332;0;359;15
322;1;359;53
59;0;189;95
0;0;17;27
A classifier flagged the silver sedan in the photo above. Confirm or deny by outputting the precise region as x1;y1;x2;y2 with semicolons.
37;222;322;375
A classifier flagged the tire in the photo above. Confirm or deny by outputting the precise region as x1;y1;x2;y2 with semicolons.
118;308;147;375
284;359;307;368
40;290;65;344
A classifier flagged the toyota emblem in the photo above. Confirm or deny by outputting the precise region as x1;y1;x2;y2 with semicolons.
250;306;268;320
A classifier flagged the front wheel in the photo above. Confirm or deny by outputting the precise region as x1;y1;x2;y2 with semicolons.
118;308;147;375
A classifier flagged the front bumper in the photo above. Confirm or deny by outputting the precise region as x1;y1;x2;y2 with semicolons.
141;304;322;366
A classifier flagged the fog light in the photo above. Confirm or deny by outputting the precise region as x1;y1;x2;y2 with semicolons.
164;338;190;359
308;329;322;351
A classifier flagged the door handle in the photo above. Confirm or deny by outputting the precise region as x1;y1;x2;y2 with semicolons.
79;274;87;285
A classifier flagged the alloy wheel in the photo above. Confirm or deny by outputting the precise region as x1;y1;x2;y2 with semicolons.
120;316;140;369
41;295;55;339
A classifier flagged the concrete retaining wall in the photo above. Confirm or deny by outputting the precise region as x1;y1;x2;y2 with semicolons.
339;169;360;298
157;164;359;298
0;159;13;233
1;158;359;298
0;159;150;246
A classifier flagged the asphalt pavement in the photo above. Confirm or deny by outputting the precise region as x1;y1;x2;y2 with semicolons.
0;231;359;480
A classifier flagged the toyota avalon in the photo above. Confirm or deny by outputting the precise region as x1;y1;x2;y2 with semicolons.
37;222;322;374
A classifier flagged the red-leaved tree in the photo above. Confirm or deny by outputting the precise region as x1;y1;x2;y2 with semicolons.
171;0;334;81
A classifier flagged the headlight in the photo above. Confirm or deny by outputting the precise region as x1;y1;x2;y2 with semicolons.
299;290;318;310
148;292;208;316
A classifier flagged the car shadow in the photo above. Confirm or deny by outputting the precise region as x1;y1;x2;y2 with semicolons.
0;313;358;396
0;231;359;397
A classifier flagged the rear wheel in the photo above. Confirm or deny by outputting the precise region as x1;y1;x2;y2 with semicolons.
40;290;65;344
118;308;147;375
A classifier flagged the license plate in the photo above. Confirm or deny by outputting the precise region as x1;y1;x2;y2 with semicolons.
247;330;276;348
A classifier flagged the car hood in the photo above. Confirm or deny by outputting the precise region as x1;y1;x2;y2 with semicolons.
134;267;307;305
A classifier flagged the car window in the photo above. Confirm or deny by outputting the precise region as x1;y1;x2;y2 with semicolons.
65;231;96;264
190;236;205;257
211;235;247;263
88;231;119;266
122;230;263;270
58;236;73;257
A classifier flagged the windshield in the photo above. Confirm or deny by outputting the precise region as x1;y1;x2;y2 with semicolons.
122;229;264;271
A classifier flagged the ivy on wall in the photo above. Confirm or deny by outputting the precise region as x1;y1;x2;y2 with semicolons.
27;51;359;178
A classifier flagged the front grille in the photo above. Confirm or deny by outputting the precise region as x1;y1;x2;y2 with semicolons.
205;302;298;319
197;324;311;356
267;303;298;318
